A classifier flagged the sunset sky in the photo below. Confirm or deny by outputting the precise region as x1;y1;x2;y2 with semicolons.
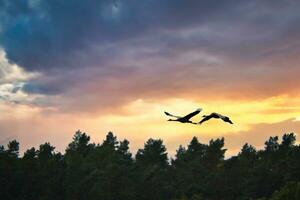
1;0;300;157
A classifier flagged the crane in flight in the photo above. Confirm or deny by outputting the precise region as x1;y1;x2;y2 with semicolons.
199;112;233;125
164;108;202;124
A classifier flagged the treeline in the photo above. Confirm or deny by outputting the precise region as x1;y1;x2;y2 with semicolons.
1;131;300;200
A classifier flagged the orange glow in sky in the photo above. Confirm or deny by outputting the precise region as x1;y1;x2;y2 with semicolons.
1;1;300;157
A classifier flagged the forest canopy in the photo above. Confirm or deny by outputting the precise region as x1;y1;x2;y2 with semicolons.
1;131;300;200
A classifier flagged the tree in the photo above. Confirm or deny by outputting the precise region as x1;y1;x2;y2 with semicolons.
20;147;38;199
136;139;168;168
0;140;21;200
65;130;93;200
135;138;170;200
7;140;19;158
66;130;92;156
269;182;300;200
36;143;65;200
281;133;296;149
86;132;136;200
1;131;300;200
265;136;279;152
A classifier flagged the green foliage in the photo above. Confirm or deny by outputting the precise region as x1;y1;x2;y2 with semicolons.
135;138;170;200
136;138;168;167
270;182;300;200
7;140;19;157
0;132;300;200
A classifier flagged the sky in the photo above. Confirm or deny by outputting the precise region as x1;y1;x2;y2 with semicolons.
1;0;300;157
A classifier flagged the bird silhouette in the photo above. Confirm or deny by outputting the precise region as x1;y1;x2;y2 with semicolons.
199;112;233;124
164;108;202;124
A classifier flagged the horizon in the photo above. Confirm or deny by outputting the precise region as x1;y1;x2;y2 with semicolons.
1;129;297;160
1;1;300;157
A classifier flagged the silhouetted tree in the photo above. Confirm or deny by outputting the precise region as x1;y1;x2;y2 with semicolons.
271;182;300;200
0;131;300;200
135;138;171;200
65;130;93;200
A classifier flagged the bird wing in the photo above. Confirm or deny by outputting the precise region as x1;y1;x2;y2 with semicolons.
212;112;224;118
164;111;181;119
221;117;234;124
199;115;213;124
227;119;234;124
182;108;202;120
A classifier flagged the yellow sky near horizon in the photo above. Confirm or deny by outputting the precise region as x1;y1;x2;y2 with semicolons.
1;94;300;158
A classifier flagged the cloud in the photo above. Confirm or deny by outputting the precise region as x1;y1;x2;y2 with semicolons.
1;0;299;71
0;0;300;114
0;49;37;84
0;48;40;104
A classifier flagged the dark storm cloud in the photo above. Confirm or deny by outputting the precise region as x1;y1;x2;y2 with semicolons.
0;0;230;71
3;0;299;72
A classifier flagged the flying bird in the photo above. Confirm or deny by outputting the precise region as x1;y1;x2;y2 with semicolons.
164;108;202;124
199;112;233;125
